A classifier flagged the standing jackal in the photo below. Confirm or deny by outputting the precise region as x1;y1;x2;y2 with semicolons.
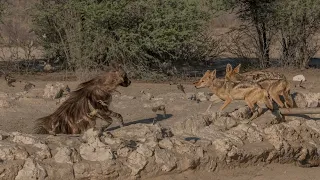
194;69;273;119
225;64;294;108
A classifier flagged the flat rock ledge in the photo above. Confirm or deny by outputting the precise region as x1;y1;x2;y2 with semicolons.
1;108;320;180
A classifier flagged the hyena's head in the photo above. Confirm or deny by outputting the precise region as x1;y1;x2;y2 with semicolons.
225;63;241;81
99;63;131;89
193;70;216;89
111;63;131;87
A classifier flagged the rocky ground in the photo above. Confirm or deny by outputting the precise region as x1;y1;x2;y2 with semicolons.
0;67;319;179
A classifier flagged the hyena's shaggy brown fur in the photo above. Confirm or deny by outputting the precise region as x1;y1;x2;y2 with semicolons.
33;64;131;135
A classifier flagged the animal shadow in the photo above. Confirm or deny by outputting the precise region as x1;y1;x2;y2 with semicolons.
107;114;173;131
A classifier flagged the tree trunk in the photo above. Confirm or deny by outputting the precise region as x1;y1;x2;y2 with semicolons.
262;22;270;67
279;107;320;115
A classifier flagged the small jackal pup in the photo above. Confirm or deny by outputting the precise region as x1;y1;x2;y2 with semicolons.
194;69;273;119
225;64;293;108
34;64;131;135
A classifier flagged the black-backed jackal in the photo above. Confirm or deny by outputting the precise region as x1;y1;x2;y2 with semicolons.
225;64;294;108
194;69;273;119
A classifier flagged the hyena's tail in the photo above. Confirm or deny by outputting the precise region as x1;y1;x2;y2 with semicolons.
33;116;51;134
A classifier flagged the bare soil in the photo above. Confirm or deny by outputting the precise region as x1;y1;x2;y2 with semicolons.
0;67;320;179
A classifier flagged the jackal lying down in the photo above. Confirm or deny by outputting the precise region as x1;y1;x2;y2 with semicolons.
225;64;294;108
194;69;273;119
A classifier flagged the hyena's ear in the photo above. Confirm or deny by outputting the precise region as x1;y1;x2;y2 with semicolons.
110;62;125;72
233;64;241;73
226;63;232;73
109;61;118;70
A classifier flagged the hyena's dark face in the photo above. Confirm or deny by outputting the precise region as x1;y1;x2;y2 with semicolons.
109;63;131;87
120;73;131;87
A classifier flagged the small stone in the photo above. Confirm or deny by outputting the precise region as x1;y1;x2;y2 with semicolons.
196;92;210;102
120;95;136;100
136;144;153;157
43;82;66;99
141;93;154;101
293;74;306;82
155;149;177;172
117;147;131;158
0;99;11;108
158;138;174;150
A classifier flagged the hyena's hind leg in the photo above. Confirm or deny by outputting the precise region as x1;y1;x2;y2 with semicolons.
49;120;60;136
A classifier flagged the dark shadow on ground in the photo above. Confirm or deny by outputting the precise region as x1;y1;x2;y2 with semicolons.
107;114;173;131
184;137;201;142
285;114;320;121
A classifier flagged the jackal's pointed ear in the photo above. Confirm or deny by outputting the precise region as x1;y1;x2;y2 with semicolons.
210;70;216;78
226;63;232;73
234;64;241;73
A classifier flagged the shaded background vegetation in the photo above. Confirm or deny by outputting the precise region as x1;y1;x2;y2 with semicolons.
0;0;320;81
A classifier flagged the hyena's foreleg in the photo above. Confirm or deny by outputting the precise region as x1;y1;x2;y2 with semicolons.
107;110;124;127
96;112;113;133
87;102;118;132
96;101;124;127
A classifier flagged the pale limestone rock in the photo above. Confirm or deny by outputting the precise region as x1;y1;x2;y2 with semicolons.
126;151;147;176
155;149;177;172
15;158;47;180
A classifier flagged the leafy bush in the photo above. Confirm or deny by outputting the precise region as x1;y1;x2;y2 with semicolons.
31;0;219;78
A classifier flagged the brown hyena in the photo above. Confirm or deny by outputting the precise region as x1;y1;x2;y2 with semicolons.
33;64;131;135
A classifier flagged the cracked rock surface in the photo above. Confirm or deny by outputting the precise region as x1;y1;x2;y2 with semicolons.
0;105;320;180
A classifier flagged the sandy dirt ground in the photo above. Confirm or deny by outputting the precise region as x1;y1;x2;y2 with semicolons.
0;67;320;179
145;163;320;180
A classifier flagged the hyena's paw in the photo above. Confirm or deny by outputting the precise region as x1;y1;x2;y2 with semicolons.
48;131;57;136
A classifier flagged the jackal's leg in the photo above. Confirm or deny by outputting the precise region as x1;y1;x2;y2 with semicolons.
244;98;259;121
205;103;213;113
219;97;232;111
262;94;274;110
283;90;294;108
269;91;284;108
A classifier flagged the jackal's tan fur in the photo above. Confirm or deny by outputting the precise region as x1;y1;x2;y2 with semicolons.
33;64;131;135
194;69;273;116
225;64;294;108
